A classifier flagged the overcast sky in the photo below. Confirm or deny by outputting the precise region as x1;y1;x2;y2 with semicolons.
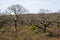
0;0;60;13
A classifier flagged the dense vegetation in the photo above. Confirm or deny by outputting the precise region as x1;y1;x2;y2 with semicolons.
0;13;60;40
0;4;60;40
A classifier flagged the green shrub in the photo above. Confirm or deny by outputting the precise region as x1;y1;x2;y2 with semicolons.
29;25;37;31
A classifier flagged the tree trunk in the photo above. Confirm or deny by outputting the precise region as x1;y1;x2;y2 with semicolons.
43;27;46;33
14;20;17;31
43;25;46;33
14;20;18;38
57;22;60;28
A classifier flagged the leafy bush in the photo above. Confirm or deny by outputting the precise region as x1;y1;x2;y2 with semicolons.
29;25;37;31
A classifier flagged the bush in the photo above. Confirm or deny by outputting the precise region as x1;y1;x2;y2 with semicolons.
29;25;37;31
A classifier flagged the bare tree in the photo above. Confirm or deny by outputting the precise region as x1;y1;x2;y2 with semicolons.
38;9;51;14
7;4;29;31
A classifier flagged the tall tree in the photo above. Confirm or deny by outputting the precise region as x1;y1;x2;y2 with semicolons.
7;4;29;31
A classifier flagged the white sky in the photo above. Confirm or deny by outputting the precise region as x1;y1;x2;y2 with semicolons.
0;0;60;13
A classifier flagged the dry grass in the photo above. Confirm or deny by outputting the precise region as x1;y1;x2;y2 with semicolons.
0;25;59;40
